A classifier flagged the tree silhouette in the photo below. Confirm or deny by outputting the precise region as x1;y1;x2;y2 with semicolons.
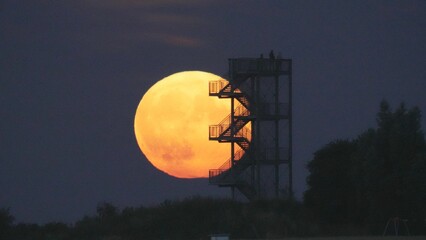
0;208;14;238
304;140;356;224
367;102;426;231
304;101;426;234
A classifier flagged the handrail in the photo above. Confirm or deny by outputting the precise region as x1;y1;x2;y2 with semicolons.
216;103;247;127
219;113;231;127
236;95;251;109
209;124;231;138
236;127;251;141
229;58;291;75
217;149;245;171
209;149;247;179
209;79;228;94
209;103;250;139
234;104;249;117
209;79;249;95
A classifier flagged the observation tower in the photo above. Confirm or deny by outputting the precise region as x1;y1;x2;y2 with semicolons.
208;54;292;200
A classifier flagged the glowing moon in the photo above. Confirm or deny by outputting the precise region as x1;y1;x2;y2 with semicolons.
134;71;230;178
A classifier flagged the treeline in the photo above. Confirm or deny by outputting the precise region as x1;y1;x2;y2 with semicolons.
1;198;316;240
305;101;426;235
1;101;425;239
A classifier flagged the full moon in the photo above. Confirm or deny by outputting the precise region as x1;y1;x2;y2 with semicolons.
134;71;230;178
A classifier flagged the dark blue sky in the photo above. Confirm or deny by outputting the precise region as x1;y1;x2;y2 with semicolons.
1;0;425;224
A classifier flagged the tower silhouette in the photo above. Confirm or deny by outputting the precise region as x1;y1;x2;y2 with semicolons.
208;55;292;200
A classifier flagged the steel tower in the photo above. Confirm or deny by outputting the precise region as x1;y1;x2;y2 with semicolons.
208;56;292;200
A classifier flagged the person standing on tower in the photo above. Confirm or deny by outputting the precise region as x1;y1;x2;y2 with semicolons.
269;50;275;60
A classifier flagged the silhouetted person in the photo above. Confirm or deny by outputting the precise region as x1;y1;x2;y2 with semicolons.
258;53;264;70
269;50;275;60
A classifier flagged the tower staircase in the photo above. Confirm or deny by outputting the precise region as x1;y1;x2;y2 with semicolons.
208;56;293;200
208;77;257;200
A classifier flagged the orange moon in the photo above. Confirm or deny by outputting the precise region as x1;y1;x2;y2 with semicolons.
134;71;230;178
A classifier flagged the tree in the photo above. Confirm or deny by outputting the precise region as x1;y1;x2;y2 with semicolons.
304;140;356;224
367;102;426;231
0;208;14;238
304;101;426;234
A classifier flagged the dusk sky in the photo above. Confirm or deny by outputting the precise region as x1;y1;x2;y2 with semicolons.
1;0;425;224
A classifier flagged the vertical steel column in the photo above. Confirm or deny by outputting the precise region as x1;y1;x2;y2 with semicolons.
231;84;235;199
255;75;261;198
274;73;280;197
288;60;293;197
229;65;235;199
231;98;235;165
250;76;256;189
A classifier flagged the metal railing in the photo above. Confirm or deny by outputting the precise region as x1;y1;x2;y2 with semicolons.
209;104;250;139
236;127;251;141
234;104;249;117
209;169;226;180
229;58;291;75
209;79;246;95
209;79;228;94
209;149;246;180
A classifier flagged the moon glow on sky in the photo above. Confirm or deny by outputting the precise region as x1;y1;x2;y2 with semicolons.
134;71;230;178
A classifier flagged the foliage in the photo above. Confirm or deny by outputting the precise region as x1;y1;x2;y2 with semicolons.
305;140;357;224
1;197;317;240
0;208;14;239
2;101;425;238
304;101;426;235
